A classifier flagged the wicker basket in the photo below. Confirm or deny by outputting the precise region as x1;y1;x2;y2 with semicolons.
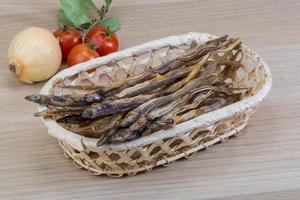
37;32;272;177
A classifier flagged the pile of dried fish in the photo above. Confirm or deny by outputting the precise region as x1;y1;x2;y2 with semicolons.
25;35;250;146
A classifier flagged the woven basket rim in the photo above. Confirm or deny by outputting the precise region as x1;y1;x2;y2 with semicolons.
37;32;272;151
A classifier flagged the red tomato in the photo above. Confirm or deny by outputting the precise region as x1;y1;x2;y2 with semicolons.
67;43;99;67
53;28;83;61
85;26;119;56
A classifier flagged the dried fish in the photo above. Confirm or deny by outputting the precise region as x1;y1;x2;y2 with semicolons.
160;38;241;94
26;35;230;108
121;60;221;127
220;38;241;52
177;35;228;62
173;94;241;123
147;94;191;120
174;87;248;117
167;54;210;92
97;126;119;146
129;117;148;132
129;118;176;137
67;114;119;131
115;65;193;98
107;128;141;144
142;123;160;136
218;60;244;81
82;91;172;118
57;114;90;124
34;106;87;117
25;35;251;145
142;86;242;129
61;35;228;93
95;114;123;146
129;59;246;134
174;90;214;116
146;86;219;121
114;117;175;140
25;92;103;107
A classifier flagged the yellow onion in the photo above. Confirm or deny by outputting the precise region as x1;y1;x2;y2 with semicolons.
8;27;62;84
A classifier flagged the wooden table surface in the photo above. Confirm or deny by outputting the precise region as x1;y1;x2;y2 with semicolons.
1;0;300;199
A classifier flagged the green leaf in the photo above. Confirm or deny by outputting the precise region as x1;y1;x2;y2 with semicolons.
57;9;75;28
80;0;97;11
60;0;90;28
105;0;113;8
96;16;120;32
80;22;92;29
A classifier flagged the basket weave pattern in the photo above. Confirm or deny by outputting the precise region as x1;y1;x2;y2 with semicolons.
38;33;272;176
59;108;255;177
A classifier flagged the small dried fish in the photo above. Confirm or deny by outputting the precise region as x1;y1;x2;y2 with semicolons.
218;60;244;81
120;99;151;127
70;115;120;132
147;94;191;120
121;60;221;127
107;128;141;144
156;38;241;96
173;94;241;123
25;35;250;145
178;35;228;62
115;65;193;98
97;126;119;146
62;127;100;138
25;92;103;107
26;35;230;108
34;106;87;117
82;91;172;118
220;38;241;52
167;54;209;92
131;62;246;133
139;119;176;136
139;86;238;129
95;114;123;146
174;86;248;117
155;118;176;129
115;116;175;140
57;114;91;124
142;123;160;136
129;117;148;132
59;40;214;92
146;86;219;121
59;115;121;140
174;90;214;116
61;35;228;94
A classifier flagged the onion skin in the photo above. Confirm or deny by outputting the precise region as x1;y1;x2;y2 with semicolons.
8;27;62;84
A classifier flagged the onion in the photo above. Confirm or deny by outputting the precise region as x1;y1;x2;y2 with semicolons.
8;27;62;84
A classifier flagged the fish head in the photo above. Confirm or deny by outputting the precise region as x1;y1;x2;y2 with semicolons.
24;95;43;103
85;93;103;103
82;108;98;119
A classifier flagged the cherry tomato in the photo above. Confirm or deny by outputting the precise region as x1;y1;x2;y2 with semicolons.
53;28;83;61
85;26;119;56
67;43;99;67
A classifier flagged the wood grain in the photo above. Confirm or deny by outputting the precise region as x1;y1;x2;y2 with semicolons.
0;0;300;199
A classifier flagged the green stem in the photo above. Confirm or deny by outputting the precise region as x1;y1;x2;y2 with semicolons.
82;19;99;37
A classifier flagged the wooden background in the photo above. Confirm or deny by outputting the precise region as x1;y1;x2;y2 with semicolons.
0;0;300;199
